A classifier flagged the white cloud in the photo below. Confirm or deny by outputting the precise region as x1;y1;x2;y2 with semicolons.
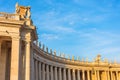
40;33;59;40
54;26;76;33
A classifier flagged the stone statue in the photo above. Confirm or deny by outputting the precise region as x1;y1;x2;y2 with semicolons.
15;3;20;14
27;7;31;19
15;3;31;19
77;56;80;61
54;50;56;56
72;56;74;61
95;54;101;63
68;55;70;59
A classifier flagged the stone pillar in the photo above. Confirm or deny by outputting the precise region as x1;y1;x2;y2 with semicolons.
118;71;120;80
50;66;53;80
46;65;49;80
35;60;38;80
63;68;67;80
39;62;41;80
97;70;100;80
116;71;118;80
82;70;85;80
55;67;58;80
68;69;71;80
110;71;113;80
42;63;45;80
107;71;110;80
87;70;90;80
59;67;62;80
95;70;97;80
25;39;31;80
77;70;80;80
72;69;76;80
105;71;107;80
10;37;21;80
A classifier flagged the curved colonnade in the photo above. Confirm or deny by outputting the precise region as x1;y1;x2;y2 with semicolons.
32;43;120;80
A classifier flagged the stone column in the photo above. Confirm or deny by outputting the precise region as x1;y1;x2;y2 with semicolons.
116;71;118;80
25;38;33;80
55;67;58;80
50;66;53;80
46;65;49;80
68;69;71;80
73;69;76;80
39;62;41;80
95;70;97;80
35;60;38;80
87;70;90;80
82;70;85;80
42;63;45;80
63;68;67;80
77;70;80;80
10;37;21;80
105;71;107;80
97;70;100;80
118;71;120;80
59;67;62;80
110;71;113;80
107;71;110;80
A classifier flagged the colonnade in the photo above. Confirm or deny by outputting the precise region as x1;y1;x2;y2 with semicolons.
34;59;120;80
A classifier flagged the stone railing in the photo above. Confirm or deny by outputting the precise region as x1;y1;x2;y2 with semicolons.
33;41;82;61
33;41;120;67
0;12;20;20
34;42;117;65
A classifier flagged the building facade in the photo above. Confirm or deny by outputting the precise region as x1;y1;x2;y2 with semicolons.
0;3;120;80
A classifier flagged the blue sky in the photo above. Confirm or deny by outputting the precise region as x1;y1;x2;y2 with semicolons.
0;0;120;63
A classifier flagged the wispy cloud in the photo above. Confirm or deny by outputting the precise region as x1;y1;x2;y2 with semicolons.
40;33;59;40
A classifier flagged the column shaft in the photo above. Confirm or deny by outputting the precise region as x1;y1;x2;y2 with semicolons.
87;70;90;80
107;71;110;80
68;69;71;80
63;68;66;80
116;71;118;80
39;62;41;80
105;71;107;80
25;40;31;80
42;64;45;80
73;69;76;80
110;71;113;80
97;71;100;80
77;70;80;80
50;66;53;80
46;65;49;80
59;68;62;80
10;38;21;80
35;60;38;80
55;67;58;80
95;70;97;80
82;70;85;80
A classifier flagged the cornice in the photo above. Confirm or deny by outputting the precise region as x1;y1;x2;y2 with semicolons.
0;18;24;26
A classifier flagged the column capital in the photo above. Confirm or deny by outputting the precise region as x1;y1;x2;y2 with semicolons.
11;36;20;41
72;69;75;72
25;37;31;42
82;69;85;72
